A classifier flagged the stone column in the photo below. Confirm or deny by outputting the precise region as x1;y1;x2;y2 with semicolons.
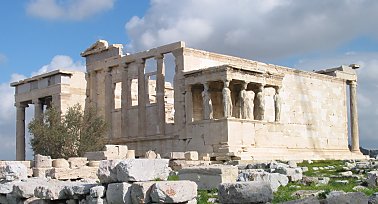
202;82;213;120
137;59;147;137
16;103;28;161
89;71;97;108
155;54;166;134
223;80;232;118
33;98;43;121
254;84;265;120
185;85;193;123
104;67;114;139
349;80;360;152
121;63;130;138
240;82;247;119
274;86;282;122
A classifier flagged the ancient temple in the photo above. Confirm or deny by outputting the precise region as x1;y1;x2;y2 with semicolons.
12;40;366;161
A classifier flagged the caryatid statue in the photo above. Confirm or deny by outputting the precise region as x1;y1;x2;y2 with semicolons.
240;83;248;119
202;83;213;119
222;80;233;118
245;90;255;120
254;84;265;120
274;86;282;122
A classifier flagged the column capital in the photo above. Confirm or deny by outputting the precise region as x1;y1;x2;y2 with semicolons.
348;80;357;86
15;102;28;108
155;54;164;60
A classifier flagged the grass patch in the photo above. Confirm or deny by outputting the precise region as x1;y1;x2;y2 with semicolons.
167;175;179;181
197;189;218;204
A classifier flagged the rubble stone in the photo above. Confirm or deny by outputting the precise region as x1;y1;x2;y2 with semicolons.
184;151;199;161
97;160;122;184
52;159;70;168
0;162;27;181
178;165;238;190
238;170;288;192
218;181;273;204
116;159;170;182
68;157;88;168
130;181;156;204
150;181;197;203
34;155;52;168
367;171;378;187
106;182;132;204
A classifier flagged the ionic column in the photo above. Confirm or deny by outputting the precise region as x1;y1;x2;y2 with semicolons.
155;54;166;134
104;67;114;139
137;59;147;137
121;64;130;138
349;80;360;152
185;86;193;123
33;98;43;121
16;103;28;161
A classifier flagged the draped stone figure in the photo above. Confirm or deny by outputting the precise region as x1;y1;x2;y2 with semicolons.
202;83;213;119
245;90;255;119
254;84;265;120
223;81;233;118
240;83;247;119
274;86;282;122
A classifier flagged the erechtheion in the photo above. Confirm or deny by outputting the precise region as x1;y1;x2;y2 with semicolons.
12;40;366;161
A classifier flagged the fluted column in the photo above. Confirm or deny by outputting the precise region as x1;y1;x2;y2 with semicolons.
33;98;43;121
155;54;166;134
16;102;28;161
185;86;193;123
137;59;146;137
349;81;360;152
121;63;130;138
104;67;114;139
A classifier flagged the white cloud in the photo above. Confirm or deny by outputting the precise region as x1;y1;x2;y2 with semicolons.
26;0;116;21
296;52;378;149
31;55;85;76
125;0;378;61
0;55;84;160
0;53;7;64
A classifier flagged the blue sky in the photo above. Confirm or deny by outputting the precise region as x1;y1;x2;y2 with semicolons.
1;0;378;160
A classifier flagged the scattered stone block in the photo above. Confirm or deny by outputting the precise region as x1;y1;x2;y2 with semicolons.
367;171;378;187
292;190;325;199
199;153;211;161
218;181;273;204
0;162;27;181
184;151;199;161
238;170;288;192
126;150;135;159
178;165;238;190
282;197;320;204
90;186;105;198
68;157;88;168
145;150;158;159
116;159;170;182
321;192;368;204
88;161;100;167
51;166;98;180
130;181;156;204
84;151;107;161
168;152;186;160
275;166;303;182
150;181;197;203
340;171;353;177
32;168;52;178
106;182;132;204
34;155;52;168
52;159;69;168
97;160;122;184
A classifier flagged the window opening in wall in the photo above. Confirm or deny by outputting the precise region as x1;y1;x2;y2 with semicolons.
164;53;175;123
114;82;122;109
192;84;204;121
145;58;157;104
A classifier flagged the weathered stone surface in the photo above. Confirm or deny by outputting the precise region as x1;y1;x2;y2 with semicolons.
126;150;135;159
116;159;170;182
369;192;378;204
292;190;325;199
106;182;132;204
150;181;197;203
97;160;122;184
130;181;155;204
34;155;52;168
0;162;28;181
68;157;88;168
301;176;330;186
0;180;21;194
51;166;98;180
238;170;288;192
145;150;158;159
32;167;52;178
275;166;303;182
12;178;49;199
321;192;368;204
184;151;199;161
367;171;378;187
90;186;105;198
218;181;273;204
168;152;186;160
178;165;238;190
52;159;69;168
